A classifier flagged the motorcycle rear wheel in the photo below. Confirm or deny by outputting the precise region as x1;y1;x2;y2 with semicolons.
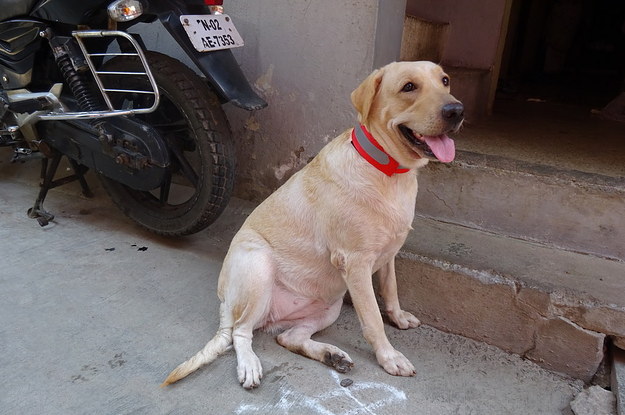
98;52;234;236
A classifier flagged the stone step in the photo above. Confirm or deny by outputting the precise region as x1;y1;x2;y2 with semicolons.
394;215;625;381
415;150;625;261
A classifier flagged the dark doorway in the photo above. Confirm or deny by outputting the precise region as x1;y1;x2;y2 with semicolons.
457;0;625;178
499;0;625;108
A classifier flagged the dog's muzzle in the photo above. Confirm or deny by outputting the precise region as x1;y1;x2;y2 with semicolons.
398;102;463;163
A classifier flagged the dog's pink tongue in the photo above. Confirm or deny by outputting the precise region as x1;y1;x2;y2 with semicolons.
424;134;455;162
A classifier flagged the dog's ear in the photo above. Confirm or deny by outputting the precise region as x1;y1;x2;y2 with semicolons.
351;68;384;123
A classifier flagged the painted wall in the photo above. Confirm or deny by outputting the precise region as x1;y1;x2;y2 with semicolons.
132;0;407;201
224;0;407;200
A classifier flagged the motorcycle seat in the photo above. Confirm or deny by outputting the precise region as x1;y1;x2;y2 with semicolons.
0;0;38;22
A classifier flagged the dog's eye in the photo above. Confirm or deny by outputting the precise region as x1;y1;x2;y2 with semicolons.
442;76;450;87
401;82;417;92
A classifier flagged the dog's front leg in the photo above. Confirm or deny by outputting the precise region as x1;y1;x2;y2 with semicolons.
377;257;421;329
338;254;416;377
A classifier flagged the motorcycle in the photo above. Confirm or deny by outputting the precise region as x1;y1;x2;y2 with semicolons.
0;0;266;235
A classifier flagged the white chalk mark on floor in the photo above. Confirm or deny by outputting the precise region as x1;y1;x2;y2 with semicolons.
235;371;406;415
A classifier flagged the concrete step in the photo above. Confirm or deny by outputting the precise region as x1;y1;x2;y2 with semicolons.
415;150;625;261
395;215;625;381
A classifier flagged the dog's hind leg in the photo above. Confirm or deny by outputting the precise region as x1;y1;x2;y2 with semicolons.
161;303;234;386
222;240;275;389
276;299;354;373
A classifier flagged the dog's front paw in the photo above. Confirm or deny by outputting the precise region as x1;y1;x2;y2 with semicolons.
237;354;263;389
323;351;354;373
376;348;416;377
387;310;421;330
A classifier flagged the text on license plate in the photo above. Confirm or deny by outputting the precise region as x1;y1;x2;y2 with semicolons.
180;14;244;52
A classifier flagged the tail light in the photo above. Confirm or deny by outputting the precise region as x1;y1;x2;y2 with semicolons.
204;0;224;14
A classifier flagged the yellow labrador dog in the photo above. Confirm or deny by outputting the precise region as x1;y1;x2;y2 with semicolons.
163;61;464;389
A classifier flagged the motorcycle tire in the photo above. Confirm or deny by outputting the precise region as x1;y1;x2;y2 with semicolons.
98;52;234;236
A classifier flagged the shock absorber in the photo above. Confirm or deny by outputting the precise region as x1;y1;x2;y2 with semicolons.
55;53;104;112
46;30;105;113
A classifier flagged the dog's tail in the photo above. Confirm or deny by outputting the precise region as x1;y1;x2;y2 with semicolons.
161;305;233;387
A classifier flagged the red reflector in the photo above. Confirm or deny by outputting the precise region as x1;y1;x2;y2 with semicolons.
204;0;223;5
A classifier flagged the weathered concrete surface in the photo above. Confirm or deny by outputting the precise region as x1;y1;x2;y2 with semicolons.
0;159;584;414
526;318;605;380
415;150;625;261
396;215;625;381
224;0;406;201
570;386;616;415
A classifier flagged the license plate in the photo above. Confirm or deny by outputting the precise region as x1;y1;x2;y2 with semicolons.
180;14;244;52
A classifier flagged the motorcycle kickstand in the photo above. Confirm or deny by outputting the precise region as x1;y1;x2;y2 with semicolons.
27;154;94;227
68;159;94;199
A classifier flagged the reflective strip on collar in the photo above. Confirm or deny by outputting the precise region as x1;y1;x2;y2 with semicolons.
351;124;410;176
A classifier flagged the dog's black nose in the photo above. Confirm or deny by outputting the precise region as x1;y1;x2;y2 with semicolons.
442;102;464;122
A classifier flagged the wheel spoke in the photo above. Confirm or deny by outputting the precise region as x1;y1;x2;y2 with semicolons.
175;152;199;187
159;171;172;203
150;120;188;132
165;136;199;188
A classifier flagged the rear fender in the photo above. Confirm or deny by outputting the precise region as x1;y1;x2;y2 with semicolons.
132;1;266;111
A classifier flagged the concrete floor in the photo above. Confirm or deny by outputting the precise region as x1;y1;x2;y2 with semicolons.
0;158;585;414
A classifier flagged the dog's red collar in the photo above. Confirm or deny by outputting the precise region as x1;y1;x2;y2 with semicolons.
351;124;410;177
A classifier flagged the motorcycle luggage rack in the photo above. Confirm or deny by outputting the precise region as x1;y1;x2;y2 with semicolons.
37;30;160;121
